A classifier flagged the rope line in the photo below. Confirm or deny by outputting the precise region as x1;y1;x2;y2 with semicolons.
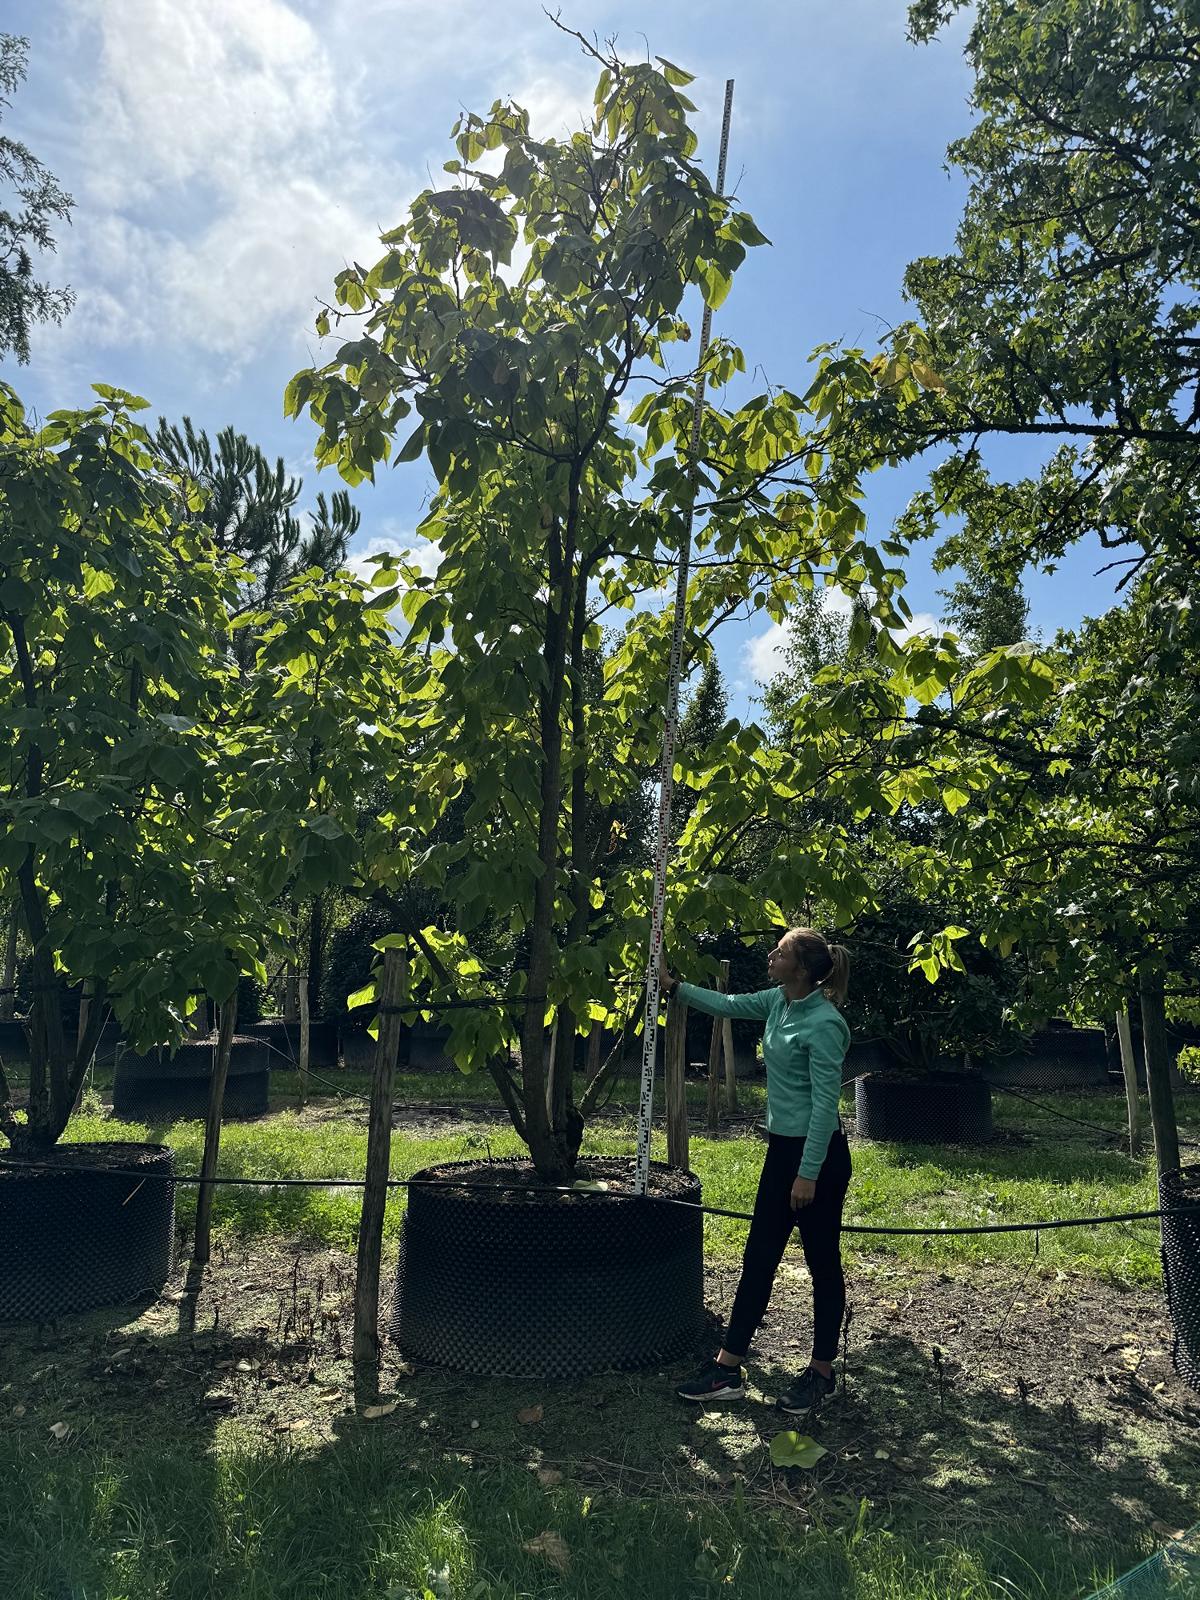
2;1155;1197;1236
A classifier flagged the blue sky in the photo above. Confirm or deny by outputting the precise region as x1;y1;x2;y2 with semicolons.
3;0;1123;719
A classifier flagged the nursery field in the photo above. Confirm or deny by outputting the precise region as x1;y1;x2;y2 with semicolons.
3;1082;1199;1600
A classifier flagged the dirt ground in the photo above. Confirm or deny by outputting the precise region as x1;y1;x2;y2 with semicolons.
4;1234;1197;1553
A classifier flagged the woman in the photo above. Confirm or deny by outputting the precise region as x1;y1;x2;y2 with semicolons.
661;927;852;1414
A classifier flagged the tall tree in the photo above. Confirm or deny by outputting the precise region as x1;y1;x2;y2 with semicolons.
939;556;1030;655
290;39;904;1179
0;35;73;364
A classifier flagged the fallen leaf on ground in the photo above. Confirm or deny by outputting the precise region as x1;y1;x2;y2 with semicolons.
770;1432;827;1470
536;1468;563;1487
235;1359;255;1374
523;1531;570;1573
277;1418;310;1432
1152;1522;1189;1542
12;1404;26;1418
201;1391;234;1411
48;1422;71;1442
874;1449;890;1460
362;1400;399;1419
516;1404;544;1425
162;1290;186;1303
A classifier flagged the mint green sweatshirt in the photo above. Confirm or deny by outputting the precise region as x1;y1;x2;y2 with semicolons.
676;983;850;1179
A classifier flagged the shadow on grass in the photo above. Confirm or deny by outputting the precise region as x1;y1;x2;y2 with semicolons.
2;1245;1196;1600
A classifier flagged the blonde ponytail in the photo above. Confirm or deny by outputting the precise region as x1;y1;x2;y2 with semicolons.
823;944;851;1006
786;928;851;1006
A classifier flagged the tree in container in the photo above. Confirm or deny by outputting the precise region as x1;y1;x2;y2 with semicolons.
288;40;907;1181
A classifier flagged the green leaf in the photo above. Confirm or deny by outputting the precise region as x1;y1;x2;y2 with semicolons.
769;1431;828;1469
699;260;733;311
396;422;425;464
346;982;377;1011
655;56;695;86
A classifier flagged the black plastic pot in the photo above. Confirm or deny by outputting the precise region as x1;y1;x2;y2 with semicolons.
239;1019;340;1071
112;1037;269;1121
0;1142;175;1321
984;1027;1109;1090
844;1038;896;1081
392;1158;706;1378
1161;1164;1200;1391
855;1070;994;1144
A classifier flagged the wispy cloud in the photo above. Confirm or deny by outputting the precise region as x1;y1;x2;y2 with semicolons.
742;586;854;685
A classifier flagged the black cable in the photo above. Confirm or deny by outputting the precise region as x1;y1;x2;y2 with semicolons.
992;1080;1200;1150
1;1154;1196;1236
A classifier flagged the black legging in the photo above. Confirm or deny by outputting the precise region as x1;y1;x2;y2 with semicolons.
723;1128;852;1364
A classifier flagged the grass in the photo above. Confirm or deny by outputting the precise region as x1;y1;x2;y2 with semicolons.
0;1427;1159;1600
53;1076;1198;1286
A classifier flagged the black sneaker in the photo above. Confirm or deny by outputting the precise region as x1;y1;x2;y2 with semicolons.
675;1358;746;1403
777;1367;835;1416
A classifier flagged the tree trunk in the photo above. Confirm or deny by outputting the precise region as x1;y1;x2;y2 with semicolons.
517;504;576;1182
0;901;18;1022
193;993;238;1265
665;992;689;1170
719;961;738;1114
298;976;310;1108
353;948;407;1367
1138;966;1179;1178
1115;1007;1142;1158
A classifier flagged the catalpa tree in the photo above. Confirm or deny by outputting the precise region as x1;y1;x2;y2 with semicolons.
289;39;909;1180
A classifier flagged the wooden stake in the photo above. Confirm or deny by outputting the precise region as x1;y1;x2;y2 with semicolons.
665;990;689;1170
719;960;738;1114
193;991;238;1265
706;1001;722;1133
298;976;310;1108
353;948;407;1367
1115;1007;1142;1157
1139;966;1180;1179
585;1018;602;1083
284;965;299;1024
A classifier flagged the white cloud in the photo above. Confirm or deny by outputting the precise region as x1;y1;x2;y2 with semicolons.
745;620;790;684
348;534;442;584
50;0;410;374
742;585;855;685
891;610;941;646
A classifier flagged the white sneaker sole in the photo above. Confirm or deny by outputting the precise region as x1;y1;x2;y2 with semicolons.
676;1384;746;1403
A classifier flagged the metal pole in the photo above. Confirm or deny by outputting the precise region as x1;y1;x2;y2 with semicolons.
634;79;736;1196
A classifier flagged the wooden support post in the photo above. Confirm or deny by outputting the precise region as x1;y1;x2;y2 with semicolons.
284;966;299;1025
193;991;238;1265
585;1019;602;1083
0;900;18;1021
719;960;738;1114
706;1003;722;1134
665;990;689;1170
1139;966;1180;1179
353;948;407;1368
1115;1007;1142;1158
298;976;310;1108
